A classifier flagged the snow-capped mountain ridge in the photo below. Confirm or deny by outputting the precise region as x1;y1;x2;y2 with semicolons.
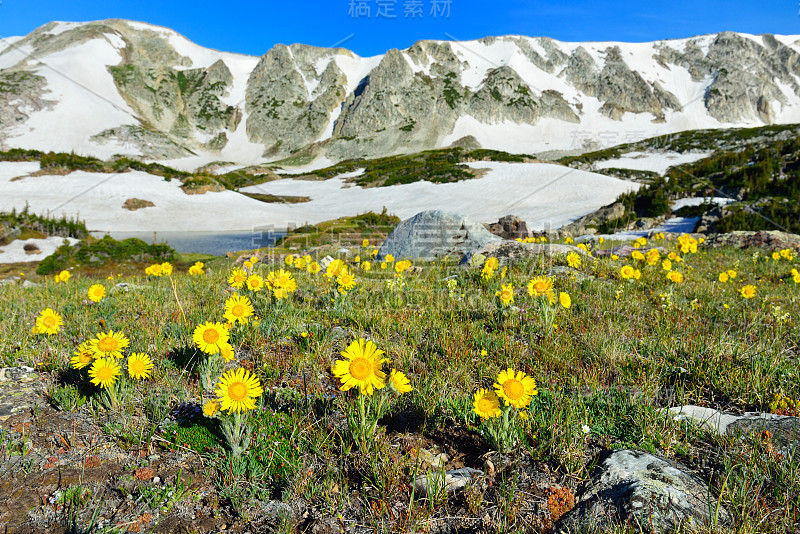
1;19;800;168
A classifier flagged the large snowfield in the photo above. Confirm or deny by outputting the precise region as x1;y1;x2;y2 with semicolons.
0;161;638;234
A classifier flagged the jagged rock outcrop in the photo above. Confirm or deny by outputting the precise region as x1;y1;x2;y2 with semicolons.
0;70;53;147
655;33;800;124
246;44;348;157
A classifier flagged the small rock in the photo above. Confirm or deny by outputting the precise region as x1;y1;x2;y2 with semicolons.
259;500;294;520
22;280;40;288
331;326;349;339
704;230;800;251
0;366;37;382
666;405;800;451
319;255;335;270
335;248;351;256
416;448;448;470
485;215;531;240
414;467;483;497
152;476;161;484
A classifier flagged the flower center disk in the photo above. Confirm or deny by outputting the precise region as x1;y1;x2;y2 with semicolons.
203;329;220;344
97;337;117;352
504;379;524;400
228;382;247;401
349;358;371;381
96;367;113;380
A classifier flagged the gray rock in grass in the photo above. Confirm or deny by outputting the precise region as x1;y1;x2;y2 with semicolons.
555;449;730;534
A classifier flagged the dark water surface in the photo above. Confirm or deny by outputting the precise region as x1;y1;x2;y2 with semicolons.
90;230;287;256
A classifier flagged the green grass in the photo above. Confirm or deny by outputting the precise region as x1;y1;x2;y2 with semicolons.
297;147;529;187
3;235;800;531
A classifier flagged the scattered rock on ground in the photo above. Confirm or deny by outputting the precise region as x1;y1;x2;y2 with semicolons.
416;448;448;470
23;243;41;254
560;202;627;237
485;215;531;240
704;230;800;251
667;405;800;451
460;240;587;267
22;280;40;288
378;210;501;262
0;366;45;422
414;467;483;497
319;255;335;270
555;449;730;534
122;198;155;210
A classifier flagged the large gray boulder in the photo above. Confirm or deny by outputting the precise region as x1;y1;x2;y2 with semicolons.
555;449;730;534
378;210;501;261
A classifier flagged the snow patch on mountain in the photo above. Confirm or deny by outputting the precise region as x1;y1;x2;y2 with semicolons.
7;36;139;158
593;151;713;174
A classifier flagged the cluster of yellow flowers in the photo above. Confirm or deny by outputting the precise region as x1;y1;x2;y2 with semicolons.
515;236;548;243
619;264;642;280
332;339;412;396
473;367;537;418
144;262;174;277
718;270;738;283
325;259;357;294
769;392;799;416
188;261;205;276
189;287;263;419
266;268;298;299
394;259;412;275
678;234;700;254
283;254;322;274
792;268;800;284
771;248;797;262
53;270;71;283
71;330;153;388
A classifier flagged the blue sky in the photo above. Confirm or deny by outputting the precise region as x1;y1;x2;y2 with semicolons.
0;0;797;57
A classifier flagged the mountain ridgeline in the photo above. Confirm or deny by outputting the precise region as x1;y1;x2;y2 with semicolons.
1;20;800;165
